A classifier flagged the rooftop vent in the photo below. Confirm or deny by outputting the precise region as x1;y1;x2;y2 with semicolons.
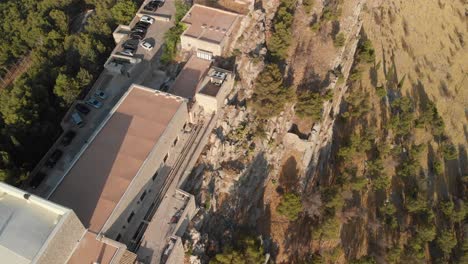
201;23;207;28
210;71;227;86
23;193;31;200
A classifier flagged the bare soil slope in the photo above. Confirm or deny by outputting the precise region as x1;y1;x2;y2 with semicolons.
363;0;468;146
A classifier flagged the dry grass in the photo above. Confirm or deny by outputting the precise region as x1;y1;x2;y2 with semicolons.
362;0;468;147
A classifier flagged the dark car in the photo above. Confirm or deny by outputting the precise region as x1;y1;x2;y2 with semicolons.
45;149;63;168
135;21;150;28
131;26;147;34
130;31;146;40
61;130;76;146
75;103;90;115
156;0;165;7
143;1;158;11
29;172;47;189
123;39;139;50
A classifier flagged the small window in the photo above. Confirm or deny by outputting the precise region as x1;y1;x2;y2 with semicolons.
173;137;178;146
140;191;147;201
152;170;159;181
163;154;169;163
127;212;135;223
133;223;144;240
116;234;122;241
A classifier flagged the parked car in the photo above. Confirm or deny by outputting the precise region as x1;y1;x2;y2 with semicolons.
30;172;47;189
130;31;146;40
45;149;63;168
140;40;154;51
132;26;147;33
156;0;165;7
143;2;158;12
86;97;103;109
135;21;151;28
123;39;139;50
61;130;76;146
75;103;90;115
120;48;135;57
95;90;108;100
140;15;155;24
71;112;85;127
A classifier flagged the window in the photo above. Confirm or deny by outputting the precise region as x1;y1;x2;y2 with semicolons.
116;234;122;241
140;191;147;201
127;212;135;223
152;170;159;181
163;153;168;163
173;137;178;147
132;223;145;240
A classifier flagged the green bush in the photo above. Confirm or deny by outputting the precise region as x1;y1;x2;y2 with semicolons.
250;64;294;119
268;0;296;59
334;32;346;47
110;0;137;25
303;0;315;13
437;229;457;255
357;39;376;63
440;142;458;160
295;90;331;120
160;0;189;64
277;192;302;220
210;236;266;264
433;159;444;175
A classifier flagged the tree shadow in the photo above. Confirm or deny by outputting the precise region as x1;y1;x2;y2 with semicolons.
279;156;299;193
200;152;272;255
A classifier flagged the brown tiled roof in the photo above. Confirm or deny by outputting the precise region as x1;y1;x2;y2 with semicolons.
67;232;119;264
50;86;185;233
169;56;211;99
181;4;240;44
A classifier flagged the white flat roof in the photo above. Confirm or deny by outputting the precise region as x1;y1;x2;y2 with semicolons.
0;183;69;264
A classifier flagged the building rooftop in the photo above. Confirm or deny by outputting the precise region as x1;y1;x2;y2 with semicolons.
49;85;186;233
169;56;212;99
0;183;70;264
67;231;121;264
181;4;240;44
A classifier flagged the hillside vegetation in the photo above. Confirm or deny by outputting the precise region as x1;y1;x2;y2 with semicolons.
0;0;138;184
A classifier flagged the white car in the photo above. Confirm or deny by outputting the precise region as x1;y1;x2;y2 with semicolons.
140;40;154;51
140;15;154;24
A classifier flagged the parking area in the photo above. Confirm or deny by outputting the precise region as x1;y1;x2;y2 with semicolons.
27;0;179;198
112;0;176;61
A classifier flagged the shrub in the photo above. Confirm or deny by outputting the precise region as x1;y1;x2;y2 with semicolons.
433;159;444;175
277;192;302;220
110;0;137;25
357;39;376;63
268;0;296;59
303;0;315;13
437;229;457;255
440;142;458;160
334;32;346;47
250;64;294;119
313;217;341;240
210;236;266;264
295;90;331;120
